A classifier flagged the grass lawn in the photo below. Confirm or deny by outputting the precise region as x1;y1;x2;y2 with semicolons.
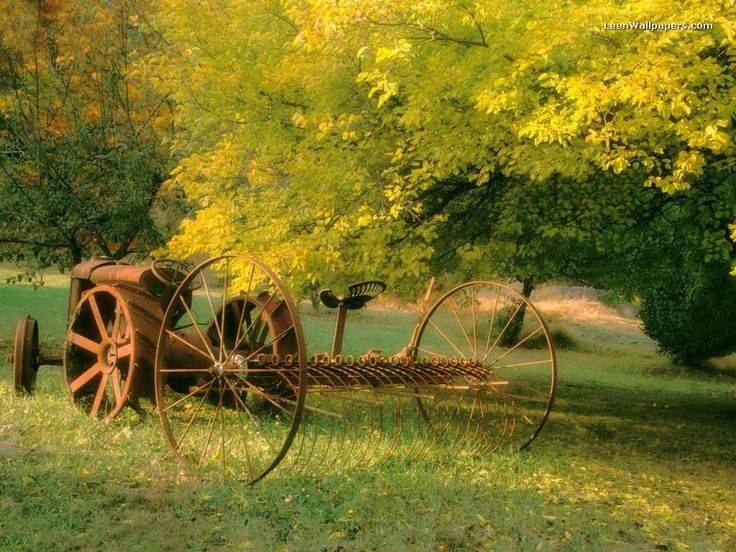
0;280;735;551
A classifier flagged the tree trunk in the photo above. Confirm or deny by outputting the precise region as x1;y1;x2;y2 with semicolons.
501;277;534;346
309;287;320;314
69;240;82;266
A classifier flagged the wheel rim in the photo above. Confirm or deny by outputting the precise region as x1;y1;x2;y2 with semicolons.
155;255;306;483
410;281;557;452
64;285;136;420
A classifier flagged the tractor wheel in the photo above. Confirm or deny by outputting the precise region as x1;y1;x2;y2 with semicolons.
64;285;161;420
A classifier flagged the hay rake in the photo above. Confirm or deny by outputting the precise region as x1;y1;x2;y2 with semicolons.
10;254;557;483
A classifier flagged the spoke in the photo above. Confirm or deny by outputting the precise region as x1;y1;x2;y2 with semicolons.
112;370;123;403
460;391;480;449
116;343;133;360
235;375;333;418
232;301;244;342
229;290;277;359
475;392;489;449
163;378;215;413
160;368;211;373
500;378;552;398
175;381;214;451
232;375;293;417
223;367;300;374
293;400;341;418
112;300;122;343
445;296;474;358
178;296;217;361
438;383;507;392
488;388;548;403
428;386;457;405
220;258;230;363
199;380;223;466
493;358;552;369
483;300;524;362
467;392;480;425
471;285;477;358
219;381;226;475
165;328;213;362
69;363;103;393
201;270;225;362
68;331;100;354
233;381;329;451
90;372;109;417
483;287;501;360
507;406;517;440
229;380;256;479
88;294;109;340
306;390;382;406
417;345;445;359
231;263;256;359
488;327;543;366
428;319;467;359
225;377;278;454
243;325;294;362
371;388;435;400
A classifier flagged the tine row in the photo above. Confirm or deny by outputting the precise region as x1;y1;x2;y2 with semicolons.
248;352;482;371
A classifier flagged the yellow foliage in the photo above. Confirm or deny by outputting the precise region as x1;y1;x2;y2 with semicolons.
150;0;736;289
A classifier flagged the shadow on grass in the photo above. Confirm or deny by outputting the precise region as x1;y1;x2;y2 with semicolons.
1;357;735;550
546;376;736;466
0;435;668;551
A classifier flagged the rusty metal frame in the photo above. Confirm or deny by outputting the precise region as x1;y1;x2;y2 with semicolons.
8;254;558;484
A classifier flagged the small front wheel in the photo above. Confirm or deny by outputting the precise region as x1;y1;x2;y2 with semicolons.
13;316;39;394
64;285;159;419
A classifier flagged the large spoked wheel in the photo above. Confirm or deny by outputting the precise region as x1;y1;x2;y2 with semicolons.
410;281;557;452
13;316;39;394
64;285;149;420
155;255;307;483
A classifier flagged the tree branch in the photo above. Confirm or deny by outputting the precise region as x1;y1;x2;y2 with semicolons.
0;237;69;249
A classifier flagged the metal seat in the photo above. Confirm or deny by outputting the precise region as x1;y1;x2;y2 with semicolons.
319;280;387;310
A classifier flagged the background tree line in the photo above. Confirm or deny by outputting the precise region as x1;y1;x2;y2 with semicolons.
0;0;186;272
1;0;735;365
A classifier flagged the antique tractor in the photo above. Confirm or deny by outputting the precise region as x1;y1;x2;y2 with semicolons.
11;255;557;483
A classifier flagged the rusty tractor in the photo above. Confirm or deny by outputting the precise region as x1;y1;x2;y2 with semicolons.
11;255;557;482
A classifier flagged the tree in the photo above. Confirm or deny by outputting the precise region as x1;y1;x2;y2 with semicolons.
151;1;735;299
587;168;736;363
0;0;179;270
639;259;736;366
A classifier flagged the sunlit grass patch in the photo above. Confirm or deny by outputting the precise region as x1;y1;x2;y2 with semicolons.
1;283;735;550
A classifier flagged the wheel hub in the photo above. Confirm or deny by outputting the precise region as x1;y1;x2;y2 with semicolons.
210;355;248;378
211;362;225;377
100;341;118;374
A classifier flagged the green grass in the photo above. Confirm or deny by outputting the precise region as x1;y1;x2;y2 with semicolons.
1;282;735;551
0;280;69;352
